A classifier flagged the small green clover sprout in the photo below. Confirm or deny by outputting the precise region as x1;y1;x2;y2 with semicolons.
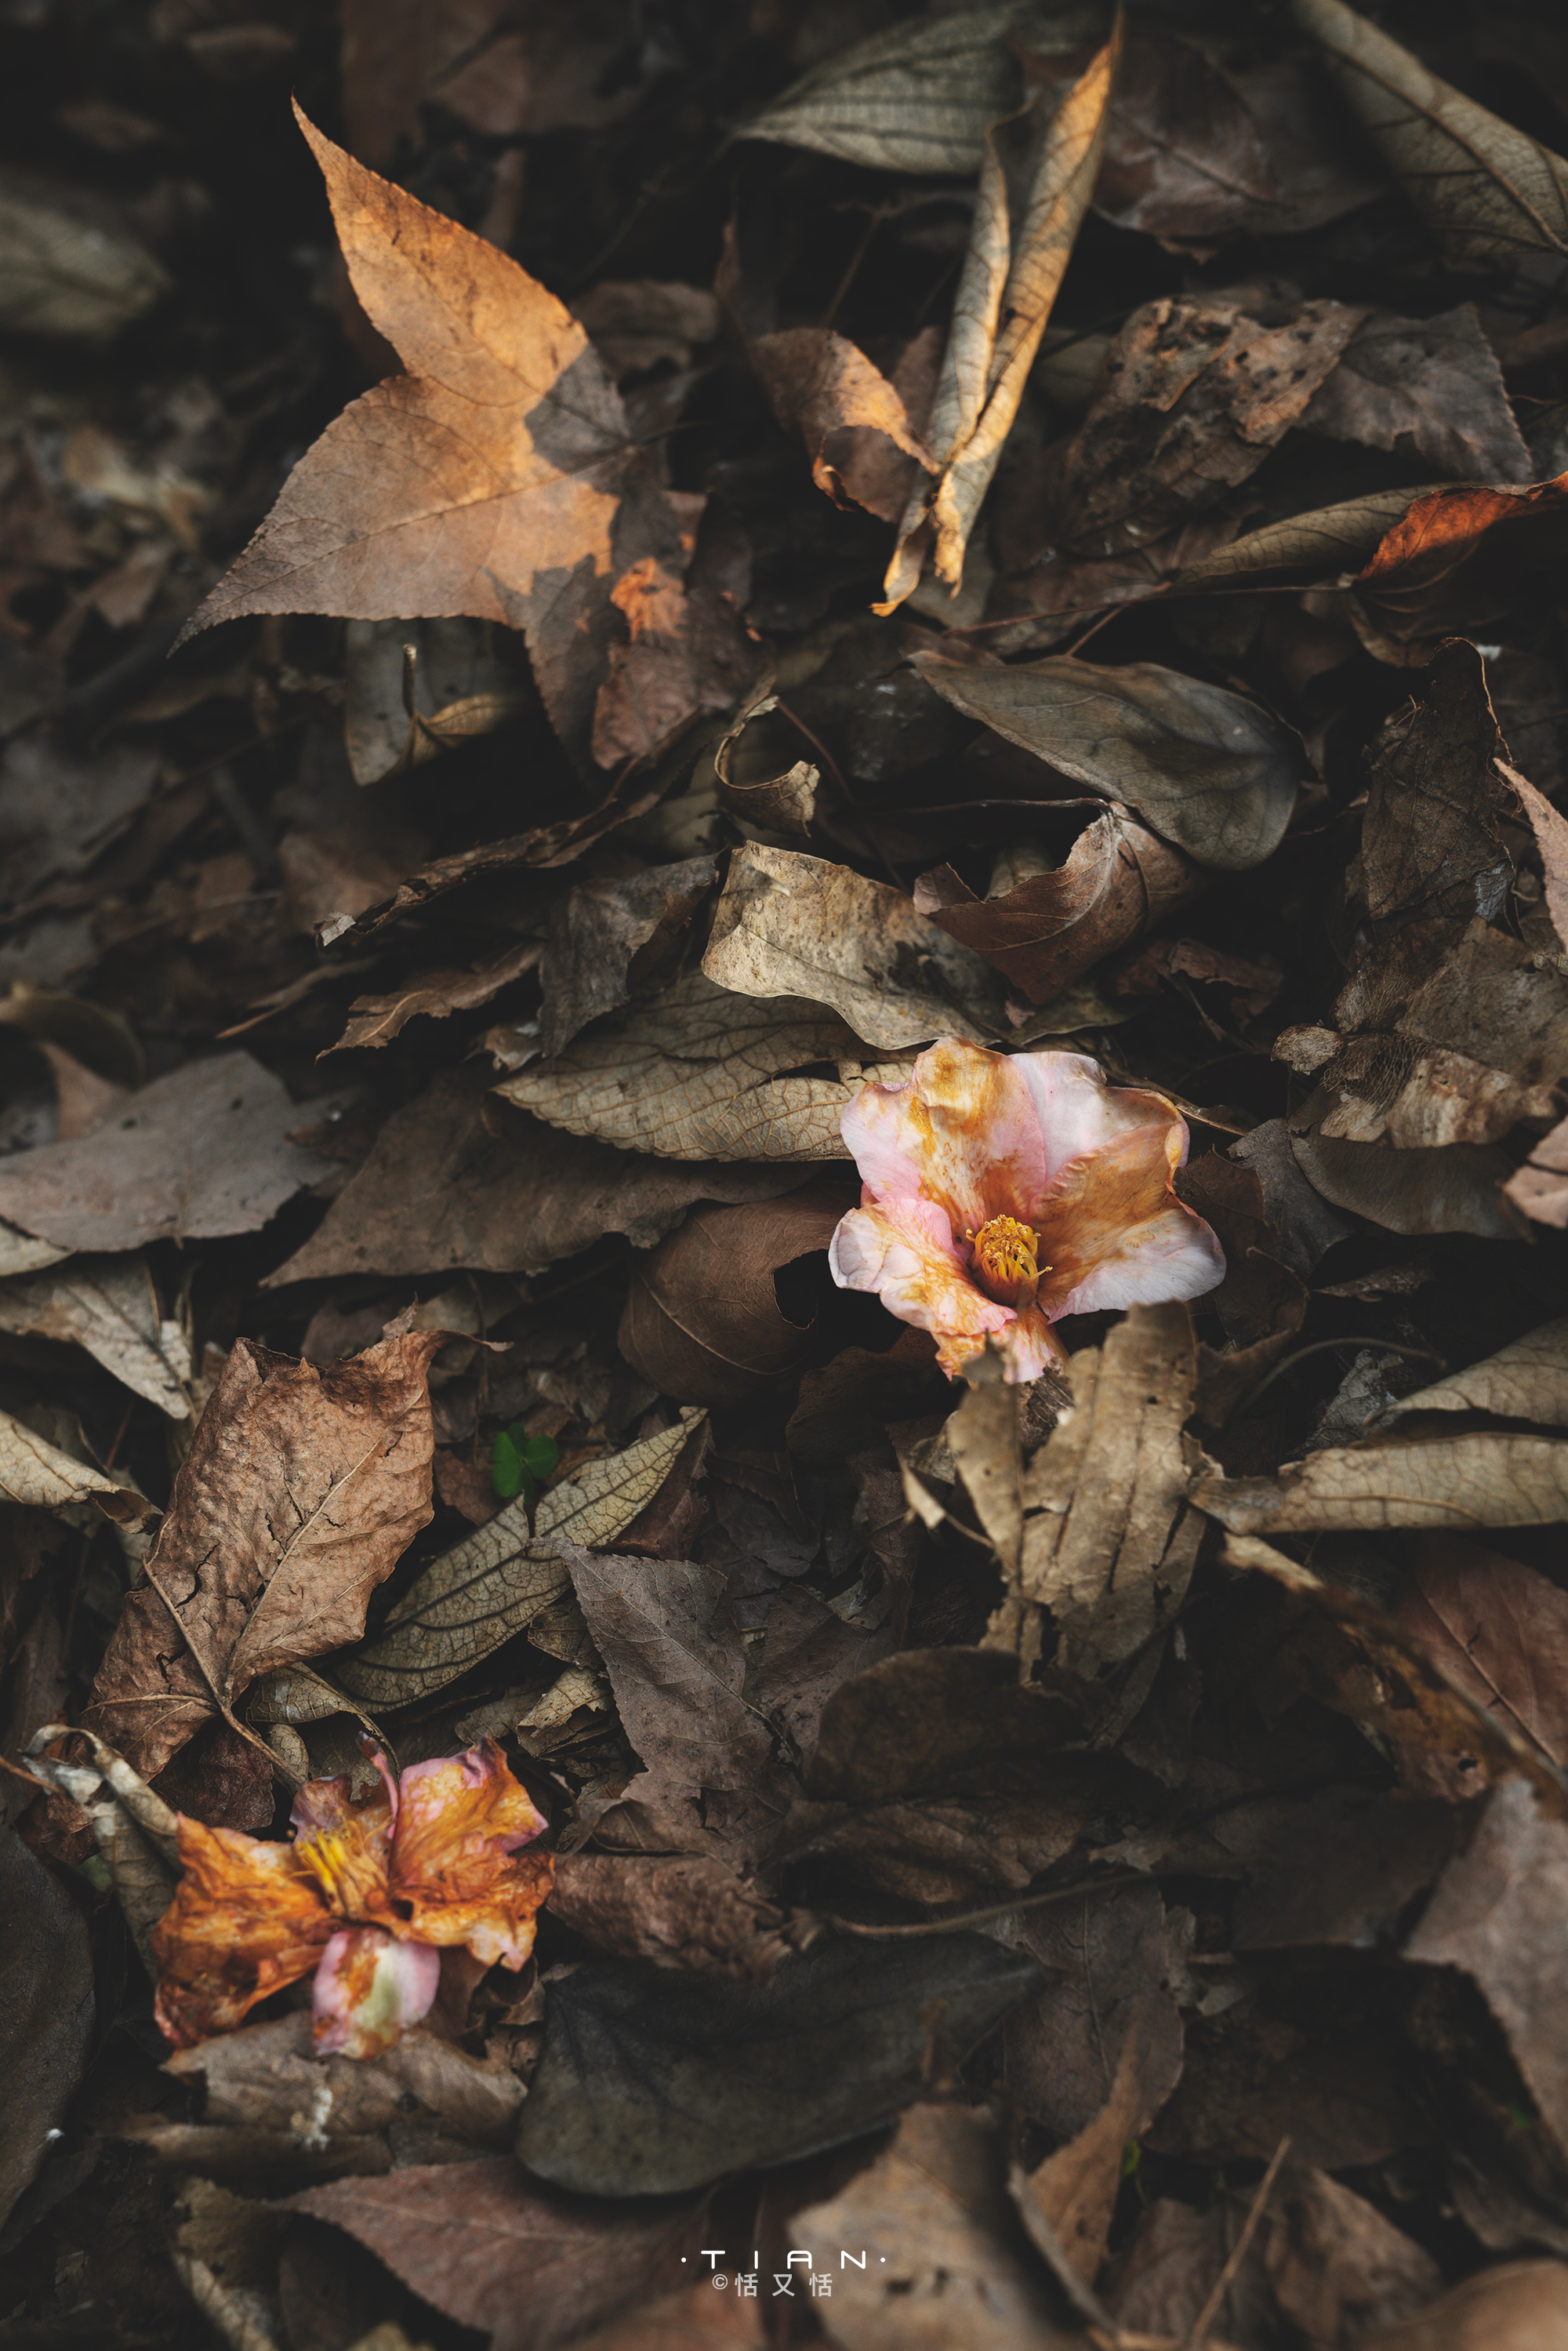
490;1423;561;1504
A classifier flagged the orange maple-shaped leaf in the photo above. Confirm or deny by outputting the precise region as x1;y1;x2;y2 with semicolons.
180;103;679;760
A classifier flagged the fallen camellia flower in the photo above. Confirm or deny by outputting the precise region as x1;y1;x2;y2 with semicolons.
151;1735;552;2057
829;1039;1225;1380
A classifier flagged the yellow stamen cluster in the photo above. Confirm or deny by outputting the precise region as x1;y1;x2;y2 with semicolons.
967;1215;1048;1307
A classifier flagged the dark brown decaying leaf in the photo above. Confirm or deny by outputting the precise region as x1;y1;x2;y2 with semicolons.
85;1328;445;1779
0;1052;343;1253
1003;1882;1182;2146
1300;305;1530;483
618;1182;853;1407
547;1852;792;1980
324;939;542;1055
912;652;1302;870
268;1066;809;1285
1017;1988;1168;2287
1054;289;1367;558
539;855;716;1058
517;1938;1043;2198
1092;35;1279;242
0;1830;95;2233
792;2102;1076;2351
915;811;1201;1005
293;2159;706;2351
1294;0;1568;271
180;107;683;762
1396;1535;1568;1775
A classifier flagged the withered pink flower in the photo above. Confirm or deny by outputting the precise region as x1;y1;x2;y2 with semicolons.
151;1736;552;2058
829;1039;1225;1381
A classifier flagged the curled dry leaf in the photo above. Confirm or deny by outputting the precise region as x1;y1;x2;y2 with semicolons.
1294;0;1568;271
735;4;1095;176
749;327;933;521
986;1301;1202;1684
702;842;1007;1050
325;939;543;1056
0;1052;343;1254
515;1939;1042;2198
269;1067;808;1285
336;1410;702;1707
793;2102;1069;2351
1054;288;1367;559
618;1182;853;1407
85;1328;448;1781
913;652;1302;870
0;1404;151;1526
881;26;1118;609
713;695;818;838
180;107;684;763
915;811;1201;1005
493;971;913;1161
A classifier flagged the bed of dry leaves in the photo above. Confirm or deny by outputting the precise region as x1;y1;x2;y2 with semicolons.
8;1;1568;2347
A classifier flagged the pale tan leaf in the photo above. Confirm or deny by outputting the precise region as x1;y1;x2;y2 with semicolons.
1195;1433;1568;1534
336;1410;703;1706
0;1405;151;1525
492;970;913;1161
949;1377;1024;1575
1501;756;1568;957
1380;1317;1568;1427
179;107;675;760
1294;0;1568;271
881;25;1119;609
0;1252;191;1418
1506;1112;1568;1231
700;843;1006;1050
735;6;1097;176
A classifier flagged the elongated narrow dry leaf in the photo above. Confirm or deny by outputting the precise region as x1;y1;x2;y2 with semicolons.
1294;0;1568;270
493;971;912;1161
914;653;1301;870
177;106;678;761
325;939;542;1056
336;1411;703;1706
881;26;1120;609
1171;485;1443;590
735;5;1091;175
1194;1433;1568;1535
85;1330;447;1780
702;843;1007;1049
0;1253;190;1417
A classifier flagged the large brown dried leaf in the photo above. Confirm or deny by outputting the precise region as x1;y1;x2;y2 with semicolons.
293;2157;704;2351
1055;289;1367;558
702;843;1007;1050
915;810;1201;1005
547;1852;792;1980
989;1302;1200;1684
269;1066;806;1285
792;2102;1076;2351
492;971;912;1161
881;28;1118;607
0;1052;341;1253
539;855;716;1058
1383;1317;1568;1428
1504;754;1568;954
86;1329;445;1779
180;107;678;761
913;652;1302;870
1288;1131;1518;1241
1397;1536;1568;1775
1301;305;1530;482
1359;647;1507;934
336;1411;702;1706
1092;35;1279;241
1005;1883;1182;2149
1294;0;1568;271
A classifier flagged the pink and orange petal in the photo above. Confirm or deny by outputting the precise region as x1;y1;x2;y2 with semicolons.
312;1927;441;2058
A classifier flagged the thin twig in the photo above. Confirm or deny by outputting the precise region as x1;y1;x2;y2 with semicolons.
815;1871;1145;1940
1181;2138;1291;2351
